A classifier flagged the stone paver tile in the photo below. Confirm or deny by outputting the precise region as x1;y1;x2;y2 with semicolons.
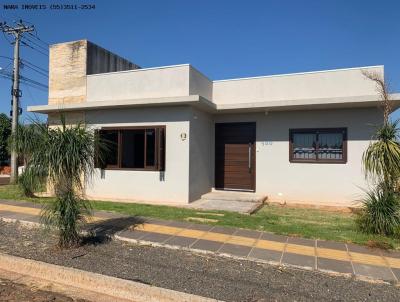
227;236;256;247
350;252;386;267
286;244;315;257
255;240;285;252
118;229;149;240
191;239;224;252
317;248;350;262
140;232;173;243
317;257;353;274
0;210;26;219
166;221;193;229
92;211;127;219
145;218;173;226
260;232;287;243
219;243;252;257
384;256;400;270
234;229;261;239
353;263;396;281
317;240;347;251
288;237;315;247
165;235;197;248
203;232;231;242
211;226;236;235
16;201;43;209
178;228;207;239
282;252;315;269
347;243;381;255
391;268;400;281
381;250;400;259
0;200;17;206
0;200;41;209
186;224;214;232
249;248;282;263
0;204;40;216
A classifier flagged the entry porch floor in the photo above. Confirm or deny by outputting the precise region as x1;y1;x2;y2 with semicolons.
187;191;267;214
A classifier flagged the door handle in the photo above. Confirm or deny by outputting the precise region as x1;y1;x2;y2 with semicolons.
248;143;252;172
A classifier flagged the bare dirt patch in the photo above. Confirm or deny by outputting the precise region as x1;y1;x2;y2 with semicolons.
0;277;86;302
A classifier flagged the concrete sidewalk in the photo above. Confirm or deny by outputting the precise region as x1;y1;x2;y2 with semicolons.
1;199;400;284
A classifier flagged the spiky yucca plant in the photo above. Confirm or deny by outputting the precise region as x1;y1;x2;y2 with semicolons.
10;117;100;248
363;120;400;189
358;71;400;236
357;185;400;235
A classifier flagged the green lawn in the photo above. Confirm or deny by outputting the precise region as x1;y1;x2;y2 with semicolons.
1;184;399;249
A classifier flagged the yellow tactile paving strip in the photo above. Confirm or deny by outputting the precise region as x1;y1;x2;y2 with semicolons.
0;204;105;222
1;203;400;271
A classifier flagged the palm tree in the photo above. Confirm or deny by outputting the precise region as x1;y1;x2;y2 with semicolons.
357;71;400;235
10;116;101;248
362;71;400;188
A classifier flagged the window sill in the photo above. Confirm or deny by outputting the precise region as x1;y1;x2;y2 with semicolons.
289;159;347;164
98;167;163;172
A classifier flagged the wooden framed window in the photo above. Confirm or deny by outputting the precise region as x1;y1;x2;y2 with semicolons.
96;126;165;171
289;128;347;163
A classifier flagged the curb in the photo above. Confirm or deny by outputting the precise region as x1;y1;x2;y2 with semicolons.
0;252;220;302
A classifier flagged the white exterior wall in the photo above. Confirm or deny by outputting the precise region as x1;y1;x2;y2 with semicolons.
213;107;381;206
189;108;213;201
84;106;191;204
86;64;213;102
213;66;383;105
86;65;191;102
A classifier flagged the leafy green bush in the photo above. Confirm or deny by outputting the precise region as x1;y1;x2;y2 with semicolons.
18;166;46;197
357;186;400;236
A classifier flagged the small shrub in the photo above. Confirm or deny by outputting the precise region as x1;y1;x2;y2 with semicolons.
356;186;400;236
18;166;46;197
366;240;393;250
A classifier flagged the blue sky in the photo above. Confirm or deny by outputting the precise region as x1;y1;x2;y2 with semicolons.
0;0;399;121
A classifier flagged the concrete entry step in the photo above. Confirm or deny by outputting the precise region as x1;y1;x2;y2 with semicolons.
201;191;267;203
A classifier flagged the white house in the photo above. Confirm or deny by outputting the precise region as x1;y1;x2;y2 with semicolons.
28;40;400;208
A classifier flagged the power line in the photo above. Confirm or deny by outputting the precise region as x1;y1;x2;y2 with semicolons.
0;73;48;92
21;59;48;73
21;61;48;77
28;31;49;46
0;69;49;89
0;55;13;60
21;40;48;57
22;35;48;52
20;73;48;89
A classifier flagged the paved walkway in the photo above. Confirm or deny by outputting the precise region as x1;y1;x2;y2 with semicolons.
1;199;400;284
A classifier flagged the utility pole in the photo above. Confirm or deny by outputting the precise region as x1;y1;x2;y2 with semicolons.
0;20;34;183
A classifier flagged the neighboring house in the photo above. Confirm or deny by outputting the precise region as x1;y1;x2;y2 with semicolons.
28;40;400;207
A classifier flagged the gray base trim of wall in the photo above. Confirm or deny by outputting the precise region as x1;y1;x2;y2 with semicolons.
0;252;220;302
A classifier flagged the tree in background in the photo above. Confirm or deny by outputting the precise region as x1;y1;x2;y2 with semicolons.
0;113;11;166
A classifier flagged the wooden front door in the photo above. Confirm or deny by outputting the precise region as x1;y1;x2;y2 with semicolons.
215;122;256;191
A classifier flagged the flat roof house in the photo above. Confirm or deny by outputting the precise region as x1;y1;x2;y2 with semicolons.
29;40;400;208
